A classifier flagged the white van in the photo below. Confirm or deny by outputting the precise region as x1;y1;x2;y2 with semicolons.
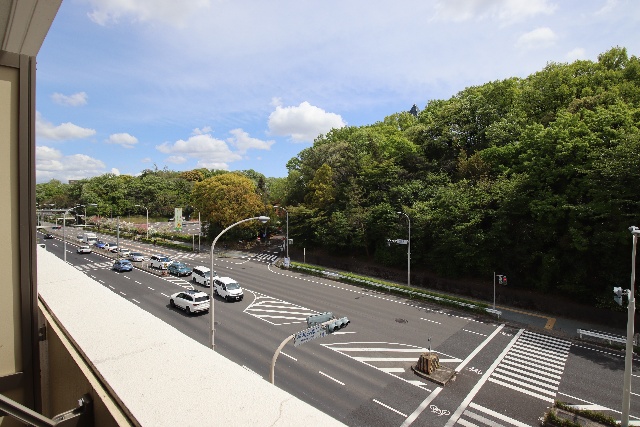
82;232;97;244
192;266;216;287
213;276;244;302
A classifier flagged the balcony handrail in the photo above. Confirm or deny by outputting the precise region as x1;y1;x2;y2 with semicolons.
0;392;91;426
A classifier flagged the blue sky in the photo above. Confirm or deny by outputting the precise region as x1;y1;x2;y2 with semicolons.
35;0;640;183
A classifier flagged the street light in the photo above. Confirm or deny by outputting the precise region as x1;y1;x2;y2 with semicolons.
210;215;270;350
63;206;80;263
135;204;149;240
622;225;639;427
397;211;411;287
273;206;289;260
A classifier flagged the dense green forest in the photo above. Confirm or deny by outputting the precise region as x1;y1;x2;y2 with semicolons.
37;47;640;304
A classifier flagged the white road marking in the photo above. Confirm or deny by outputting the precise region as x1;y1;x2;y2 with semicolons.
319;371;345;385
281;352;297;361
455;324;505;372
373;399;407;418
444;329;524;427
132;299;140;304
148;287;154;290
467;402;531;427
420;317;441;324
401;386;443;427
119;292;126;296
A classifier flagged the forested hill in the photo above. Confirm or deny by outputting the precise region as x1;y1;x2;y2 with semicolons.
37;47;639;305
281;47;640;304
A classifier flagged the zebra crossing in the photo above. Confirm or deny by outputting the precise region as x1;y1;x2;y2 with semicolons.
240;252;280;264
243;294;318;325
322;341;462;390
162;276;193;289
485;330;570;403
75;261;114;271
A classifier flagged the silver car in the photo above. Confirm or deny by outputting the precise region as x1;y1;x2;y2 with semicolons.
76;245;92;254
128;252;146;262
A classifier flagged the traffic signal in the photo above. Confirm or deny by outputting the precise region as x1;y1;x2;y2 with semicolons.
614;287;624;306
324;317;350;333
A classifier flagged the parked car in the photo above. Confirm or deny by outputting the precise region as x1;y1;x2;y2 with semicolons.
76;234;84;241
192;266;215;287
213;276;244;302
93;240;106;249
150;254;171;269
128;252;146;262
112;259;133;272
168;262;192;277
76;245;92;254
104;242;118;251
169;290;210;314
43;233;54;239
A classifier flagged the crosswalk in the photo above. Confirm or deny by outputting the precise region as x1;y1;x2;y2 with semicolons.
486;330;570;403
243;294;318;325
239;252;280;264
75;261;113;271
322;341;462;390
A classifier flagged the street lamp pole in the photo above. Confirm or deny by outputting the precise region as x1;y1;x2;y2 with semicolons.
622;226;639;427
273;206;289;259
397;211;411;288
210;215;270;350
135;204;149;239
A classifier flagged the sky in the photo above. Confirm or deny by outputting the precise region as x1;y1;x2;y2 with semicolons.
34;0;640;183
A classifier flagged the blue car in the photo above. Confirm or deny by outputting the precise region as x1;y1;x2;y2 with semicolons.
112;259;133;272
93;240;106;249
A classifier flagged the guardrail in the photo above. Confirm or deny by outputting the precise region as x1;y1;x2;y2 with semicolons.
577;329;635;345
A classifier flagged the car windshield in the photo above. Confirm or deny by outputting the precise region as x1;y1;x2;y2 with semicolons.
194;296;209;302
130;253;142;257
226;283;240;290
172;263;186;268
159;257;170;262
121;261;131;265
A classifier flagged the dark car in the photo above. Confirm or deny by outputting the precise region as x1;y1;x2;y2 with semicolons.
112;259;133;272
167;262;192;277
43;233;54;239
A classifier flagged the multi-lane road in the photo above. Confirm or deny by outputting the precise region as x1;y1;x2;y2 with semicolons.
40;230;638;426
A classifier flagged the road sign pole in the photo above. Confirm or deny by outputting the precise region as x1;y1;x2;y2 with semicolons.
270;334;294;385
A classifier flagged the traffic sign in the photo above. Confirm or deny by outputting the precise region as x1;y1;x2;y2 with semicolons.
293;325;327;347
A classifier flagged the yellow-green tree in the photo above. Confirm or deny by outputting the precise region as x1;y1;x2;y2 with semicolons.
191;173;265;236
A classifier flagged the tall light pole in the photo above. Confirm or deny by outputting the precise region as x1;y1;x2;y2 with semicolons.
63;206;79;263
622;226;639;427
397;211;411;287
135;204;149;239
273;205;289;260
210;215;270;350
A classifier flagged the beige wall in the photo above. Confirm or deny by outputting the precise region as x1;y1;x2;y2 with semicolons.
0;64;23;415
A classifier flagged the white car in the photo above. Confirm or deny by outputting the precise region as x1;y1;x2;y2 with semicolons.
192;266;216;287
117;248;131;257
213;276;244;302
76;245;92;254
169;290;210;314
128;252;146;262
150;254;171;269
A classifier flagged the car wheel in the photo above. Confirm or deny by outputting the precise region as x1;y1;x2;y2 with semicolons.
225;295;229;302
192;277;196;283
170;299;175;307
185;306;191;314
214;288;218;295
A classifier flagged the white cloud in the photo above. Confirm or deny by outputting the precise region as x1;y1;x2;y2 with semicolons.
141;157;152;163
106;132;138;148
228;129;274;154
566;48;586;62
156;133;242;169
268;102;346;143
516;27;557;49
595;0;618;15
36;145;106;183
52;92;88;106
111;168;120;175
434;0;556;24
87;0;210;27
192;126;212;135
36;111;96;141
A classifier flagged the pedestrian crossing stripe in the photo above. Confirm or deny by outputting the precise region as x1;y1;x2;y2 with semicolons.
486;330;569;403
244;294;318;325
75;262;113;270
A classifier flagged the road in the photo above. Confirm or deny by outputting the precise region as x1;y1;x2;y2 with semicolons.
39;229;640;426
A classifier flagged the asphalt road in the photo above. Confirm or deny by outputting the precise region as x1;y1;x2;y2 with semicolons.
40;230;640;426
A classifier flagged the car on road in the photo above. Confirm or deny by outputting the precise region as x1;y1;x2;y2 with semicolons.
150;254;171;269
76;245;92;254
43;233;54;239
104;242;118;251
93;240;106;249
112;259;133;272
167;262;192;277
51;226;61;230
192;266;215;287
128;252;146;262
76;234;84;241
169;290;210;314
117;248;131;257
213;276;244;302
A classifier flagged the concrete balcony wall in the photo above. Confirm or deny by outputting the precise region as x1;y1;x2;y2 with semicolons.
37;248;344;426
